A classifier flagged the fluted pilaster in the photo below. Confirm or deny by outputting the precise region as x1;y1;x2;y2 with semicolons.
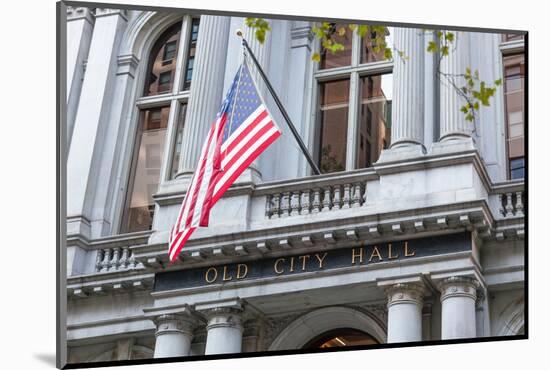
176;16;230;177
439;31;472;141
390;28;425;148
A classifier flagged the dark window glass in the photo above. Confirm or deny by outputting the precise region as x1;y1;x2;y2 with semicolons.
318;79;350;173
170;104;188;179
319;24;353;70
503;54;525;179
121;107;170;233
357;73;392;168
304;328;378;349
183;18;200;90
163;40;177;61
144;22;182;96
361;27;390;64
510;157;525;180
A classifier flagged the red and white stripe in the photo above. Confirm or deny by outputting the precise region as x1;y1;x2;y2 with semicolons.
168;104;281;262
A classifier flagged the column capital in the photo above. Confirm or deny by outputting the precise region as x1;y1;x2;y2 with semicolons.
385;283;425;308
437;276;479;302
153;313;201;338
202;306;244;331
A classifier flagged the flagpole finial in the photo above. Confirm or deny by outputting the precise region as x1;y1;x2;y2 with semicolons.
235;29;244;38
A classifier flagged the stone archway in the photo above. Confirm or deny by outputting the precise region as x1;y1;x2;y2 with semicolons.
268;306;387;351
497;296;525;336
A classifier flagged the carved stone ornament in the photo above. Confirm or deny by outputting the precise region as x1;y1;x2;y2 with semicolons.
203;307;244;331
438;276;480;302
385;283;425;307
153;314;199;337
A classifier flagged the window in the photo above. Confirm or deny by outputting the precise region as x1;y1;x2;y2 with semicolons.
303;328;379;349
315;25;393;174
121;17;200;233
503;53;525;179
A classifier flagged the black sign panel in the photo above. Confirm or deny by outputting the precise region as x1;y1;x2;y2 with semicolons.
154;232;471;292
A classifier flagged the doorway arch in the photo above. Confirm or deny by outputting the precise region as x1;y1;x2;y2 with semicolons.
268;306;386;350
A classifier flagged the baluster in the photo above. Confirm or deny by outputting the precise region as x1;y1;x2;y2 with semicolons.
100;248;111;272
300;189;311;215
515;191;524;215
109;248;120;271
265;195;273;218
321;187;332;212
332;185;342;210
95;249;104;272
271;193;281;218
290;191;301;216
351;183;361;208
119;247;129;270
342;184;351;209
280;191;291;217
499;194;506;216
361;183;367;205
505;192;514;216
128;253;137;269
311;188;321;214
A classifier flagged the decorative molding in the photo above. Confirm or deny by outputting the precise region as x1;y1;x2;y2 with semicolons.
438;276;480;302
95;8;128;21
66;7;95;23
117;54;140;78
385;283;425;308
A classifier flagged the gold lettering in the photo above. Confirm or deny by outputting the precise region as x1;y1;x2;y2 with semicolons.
315;252;328;269
369;246;383;262
274;258;285;274
290;256;295;272
222;265;232;281
388;243;399;259
236;263;248;279
404;241;415;257
205;267;218;283
351;248;363;265
299;255;310;271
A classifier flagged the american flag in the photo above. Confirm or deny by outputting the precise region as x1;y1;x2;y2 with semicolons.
168;62;282;262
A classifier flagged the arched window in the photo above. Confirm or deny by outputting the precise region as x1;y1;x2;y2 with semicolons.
121;17;200;234
303;328;379;349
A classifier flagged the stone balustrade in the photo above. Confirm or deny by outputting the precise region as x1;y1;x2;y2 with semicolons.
265;181;366;219
491;181;525;218
95;246;143;272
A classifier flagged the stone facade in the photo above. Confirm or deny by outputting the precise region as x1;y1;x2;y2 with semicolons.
65;7;525;363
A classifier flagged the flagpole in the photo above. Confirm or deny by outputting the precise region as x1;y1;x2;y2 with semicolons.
236;30;321;176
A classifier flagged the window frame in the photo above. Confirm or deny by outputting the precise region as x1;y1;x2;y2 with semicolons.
119;15;199;234
310;27;393;173
500;34;526;181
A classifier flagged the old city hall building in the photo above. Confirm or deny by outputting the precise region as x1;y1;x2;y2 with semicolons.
64;5;526;363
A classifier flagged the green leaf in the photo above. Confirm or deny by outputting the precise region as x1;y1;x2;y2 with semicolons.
445;32;455;42
384;48;393;60
427;41;438;53
441;45;449;56
357;25;369;37
312;52;321;62
337;27;346;37
495;78;502;86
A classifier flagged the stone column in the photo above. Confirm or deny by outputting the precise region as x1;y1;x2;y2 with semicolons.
438;276;479;339
66;8;128;239
176;15;230;177
153;314;198;358
439;31;472;142
66;7;94;147
390;28;425;150
385;283;425;343
204;307;244;354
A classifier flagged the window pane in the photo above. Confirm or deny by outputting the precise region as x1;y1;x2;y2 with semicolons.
361;27;392;64
503;53;525;179
318;79;350;173
144;22;182;96
122;107;170;233
170;104;188;179
319;24;353;69
183;18;200;90
510;157;524;179
357;73;392;168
